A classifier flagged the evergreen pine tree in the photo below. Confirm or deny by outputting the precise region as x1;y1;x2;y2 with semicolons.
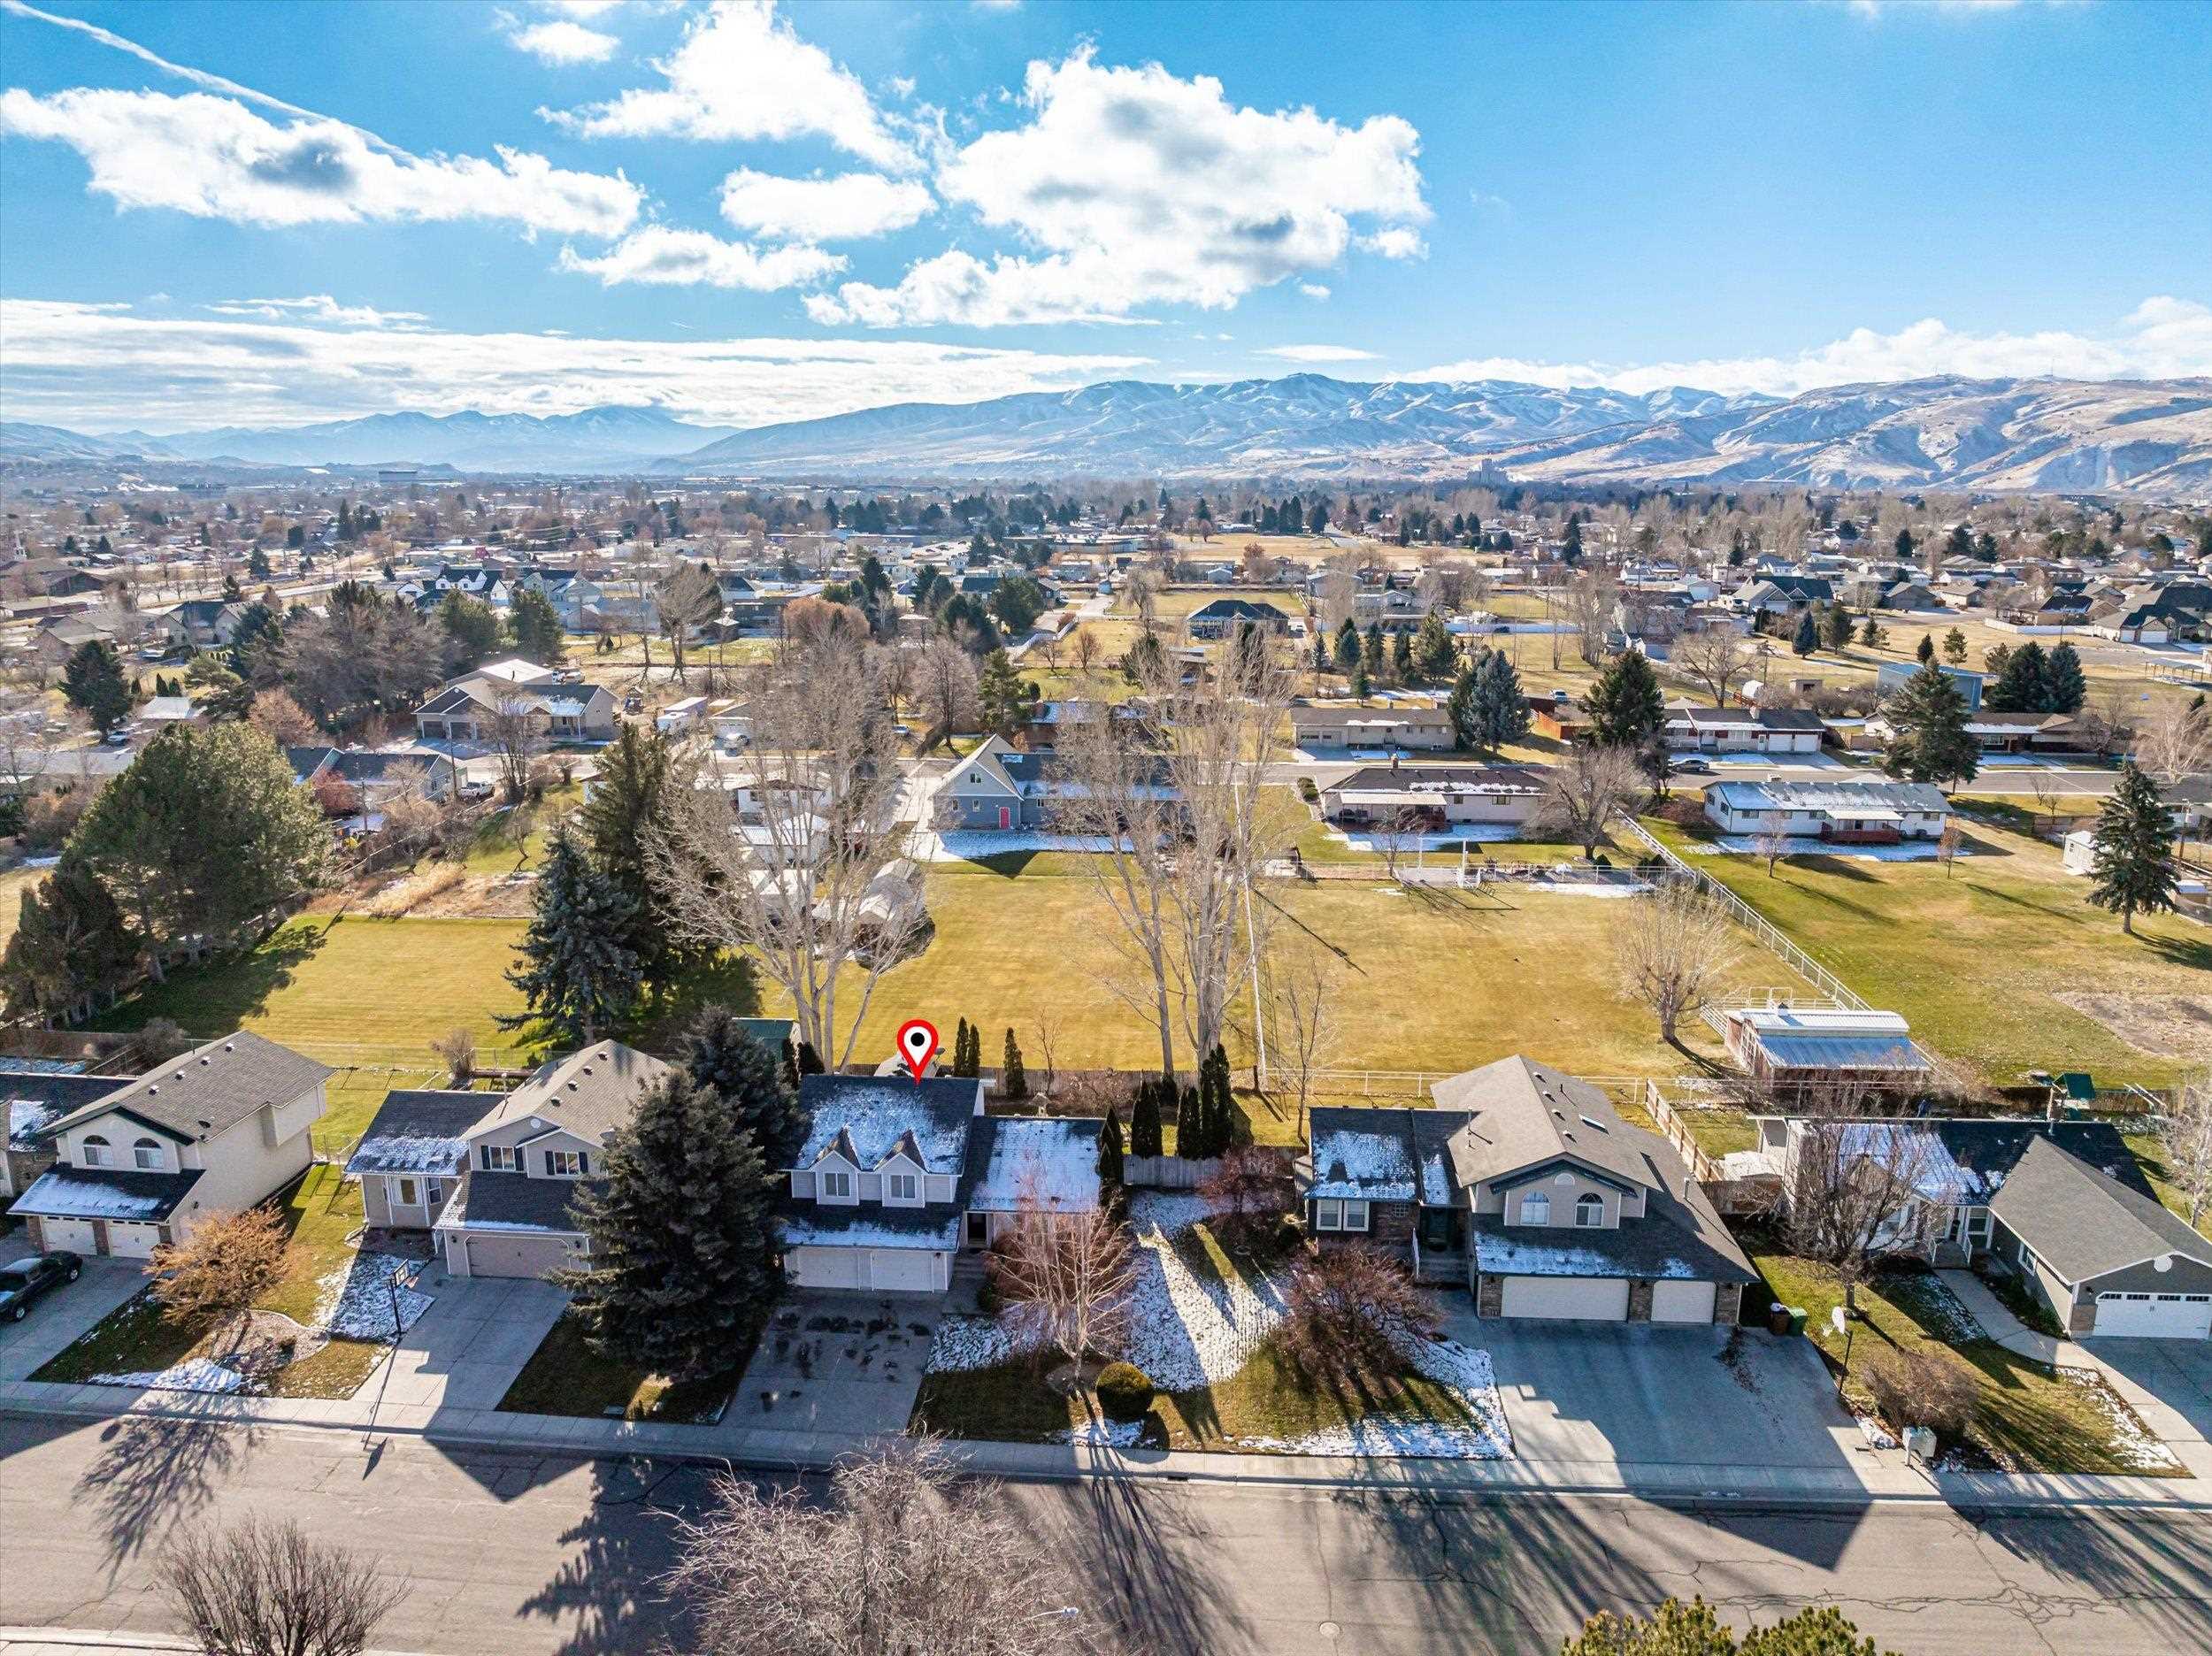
1129;1078;1164;1159
1173;1084;1202;1159
1880;664;1980;791
0;851;136;1024
62;639;132;733
1350;659;1371;699
508;586;566;665
501;828;642;1042
1823;603;1853;650
576;724;691;992
1986;640;2048;713
2042;641;2087;714
977;648;1027;737
1942;627;1968;665
1413;611;1456;679
1859;617;1886;650
1792;610;1820;656
1002;1028;1027;1100
1586;651;1664;748
1333;617;1360;674
1447;663;1479;751
1916;632;1936;666
682;1006;805;1166
1097;1105;1125;1185
1390;627;1414;683
1312;628;1331;672
560;1071;780;1377
1362;622;1385;677
1202;1044;1236;1157
2087;762;2178;936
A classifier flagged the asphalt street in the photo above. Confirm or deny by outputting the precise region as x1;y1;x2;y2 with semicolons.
3;1414;2209;1654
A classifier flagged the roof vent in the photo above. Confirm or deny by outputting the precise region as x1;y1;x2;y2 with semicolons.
200;1056;211;1065
147;1085;157;1095
222;1042;234;1052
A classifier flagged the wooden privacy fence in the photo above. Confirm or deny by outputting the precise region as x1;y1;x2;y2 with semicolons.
1123;1154;1221;1190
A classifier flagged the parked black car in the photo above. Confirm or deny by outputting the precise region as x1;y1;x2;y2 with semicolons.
0;1251;81;1322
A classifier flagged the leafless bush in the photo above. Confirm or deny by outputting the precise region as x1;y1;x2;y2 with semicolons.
365;860;465;918
1277;1243;1439;1385
430;1027;477;1085
664;1442;1118;1656
135;1016;195;1064
1198;1146;1291;1242
150;1207;288;1324
1863;1345;1979;1442
161;1514;406;1656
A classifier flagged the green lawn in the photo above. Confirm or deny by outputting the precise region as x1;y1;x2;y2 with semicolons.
498;1308;746;1424
1646;815;2212;1089
34;1167;392;1401
1750;1246;2177;1476
2126;1132;2212;1239
1676;1105;1759;1159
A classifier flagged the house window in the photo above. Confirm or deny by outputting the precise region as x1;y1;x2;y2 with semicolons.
545;1150;586;1178
133;1139;163;1170
480;1145;518;1173
821;1170;854;1199
1518;1192;1550;1225
887;1173;918;1201
424;1180;443;1208
1314;1199;1342;1231
1575;1193;1604;1228
397;1177;420;1207
1340;1200;1370;1232
81;1133;111;1167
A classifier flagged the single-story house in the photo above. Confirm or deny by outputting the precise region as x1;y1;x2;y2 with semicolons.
935;733;1175;832
1297;1055;1757;1323
1317;763;1547;830
1702;779;1952;842
1186;598;1289;640
288;743;462;823
1663;706;1826;755
1876;661;1985;709
1864;707;2078;755
1717;1006;1934;1105
1018;700;1152;753
12;1032;331;1258
1290;701;1455;753
0;1070;119;1200
414;676;617;744
1764;1116;2212;1338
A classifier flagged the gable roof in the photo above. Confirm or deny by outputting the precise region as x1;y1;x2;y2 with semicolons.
344;1088;488;1175
1431;1056;1659;1193
793;1074;980;1176
963;1115;1104;1213
1;1071;125;1149
45;1032;330;1144
469;1044;669;1147
1990;1136;2212;1284
1301;1107;1473;1205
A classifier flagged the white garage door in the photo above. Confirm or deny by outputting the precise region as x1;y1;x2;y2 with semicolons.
1651;1279;1717;1324
2093;1291;2212;1340
37;1217;96;1254
867;1249;943;1293
105;1223;163;1259
787;1246;865;1290
1500;1275;1629;1321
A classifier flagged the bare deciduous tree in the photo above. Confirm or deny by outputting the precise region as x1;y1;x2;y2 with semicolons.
1033;1004;1060;1100
2161;1068;2212;1227
910;636;979;754
1936;816;1964;878
1754;827;1792;877
664;1443;1117;1656
485;694;542;806
1196;1145;1289;1242
430;1027;477;1085
991;1186;1138;1376
2135;697;2212;788
1533;742;1645;860
1277;1242;1440;1385
1564;569;1619;667
1613;879;1740;1046
2026;771;2069;837
149;1207;288;1324
1786;1116;1944;1312
162;1515;407;1656
1672;624;1752;709
654;560;725;683
1069;625;1102;681
1269;940;1339;1147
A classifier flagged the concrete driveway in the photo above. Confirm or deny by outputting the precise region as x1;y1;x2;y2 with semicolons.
2082;1338;2212;1449
365;1273;568;1419
726;1290;941;1438
1455;1312;1863;1474
0;1246;145;1383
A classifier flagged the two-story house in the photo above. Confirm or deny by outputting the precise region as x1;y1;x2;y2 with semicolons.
12;1033;331;1258
433;1044;669;1278
1297;1055;1757;1325
342;1087;485;1234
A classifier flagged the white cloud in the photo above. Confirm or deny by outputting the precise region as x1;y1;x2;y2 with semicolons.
1415;300;2212;397
0;88;641;237
509;19;619;64
543;0;918;172
1298;283;1331;300
204;295;427;327
1260;344;1376;363
718;169;933;242
556;226;844;289
0;298;1151;431
810;49;1427;326
1356;226;1427;260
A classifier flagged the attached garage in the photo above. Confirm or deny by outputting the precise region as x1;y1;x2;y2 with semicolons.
457;1230;577;1280
35;1216;96;1254
1651;1279;1718;1323
2092;1291;2212;1340
104;1222;164;1259
786;1245;950;1293
1499;1275;1630;1321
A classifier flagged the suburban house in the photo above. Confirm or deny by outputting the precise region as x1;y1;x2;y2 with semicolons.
0;1070;119;1200
1290;701;1456;754
1702;779;1953;841
1297;1056;1758;1324
414;675;617;744
288;744;461;825
1663;706;1827;755
934;733;1175;832
1717;1006;1934;1105
1863;706;2079;755
1317;763;1547;831
1018;699;1153;753
344;1088;486;1233
157;598;252;651
11;1032;332;1258
433;1044;670;1279
1186;597;1289;640
1761;1116;2212;1339
1875;660;1985;709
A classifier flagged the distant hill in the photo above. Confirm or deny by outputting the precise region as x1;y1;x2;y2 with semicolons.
88;405;741;472
0;421;179;462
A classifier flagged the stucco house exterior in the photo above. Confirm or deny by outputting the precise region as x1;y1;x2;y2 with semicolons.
934;733;1174;832
414;675;617;744
1317;763;1547;830
1297;1056;1757;1324
1;1071;118;1200
12;1033;331;1258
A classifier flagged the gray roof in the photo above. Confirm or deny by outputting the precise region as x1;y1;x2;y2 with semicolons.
963;1115;1103;1213
1301;1107;1474;1205
471;1044;669;1147
1;1072;127;1149
1471;1208;1758;1284
793;1074;981;1176
45;1032;330;1144
439;1170;595;1234
344;1089;488;1175
1988;1137;2212;1285
11;1164;203;1222
1431;1056;1662;1195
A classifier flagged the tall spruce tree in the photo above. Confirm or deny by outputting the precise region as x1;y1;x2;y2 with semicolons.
1333;617;1361;674
1586;650;1664;748
1823;604;1854;650
502;828;642;1042
1097;1105;1125;1185
576;724;691;992
1002;1028;1027;1100
977;648;1028;737
1915;632;1936;665
682;1006;805;1165
1362;623;1385;677
560;1071;780;1377
2087;762;2178;936
1201;1044;1236;1157
1447;662;1480;751
0;851;136;1024
1129;1078;1164;1159
1473;651;1532;754
1793;610;1820;656
2042;641;2087;714
508;585;566;665
1390;627;1414;683
1880;663;1979;790
1413;611;1456;679
62;639;132;733
1173;1083;1203;1159
1986;640;2048;713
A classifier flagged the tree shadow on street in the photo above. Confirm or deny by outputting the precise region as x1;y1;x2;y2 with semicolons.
518;1454;707;1656
74;1414;258;1578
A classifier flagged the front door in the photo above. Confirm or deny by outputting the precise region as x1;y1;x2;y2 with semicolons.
1419;1208;1456;1251
965;1211;988;1247
997;806;1012;829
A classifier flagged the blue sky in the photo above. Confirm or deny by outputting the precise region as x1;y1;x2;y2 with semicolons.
1;0;2206;432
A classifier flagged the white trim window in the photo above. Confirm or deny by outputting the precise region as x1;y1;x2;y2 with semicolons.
480;1144;518;1173
887;1173;918;1202
1314;1198;1342;1231
821;1170;854;1200
1518;1192;1551;1226
81;1134;112;1168
1575;1193;1604;1229
397;1176;420;1208
545;1149;586;1178
133;1138;164;1170
1340;1200;1371;1232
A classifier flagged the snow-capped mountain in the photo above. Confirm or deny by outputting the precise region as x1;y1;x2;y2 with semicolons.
0;422;179;462
88;405;741;472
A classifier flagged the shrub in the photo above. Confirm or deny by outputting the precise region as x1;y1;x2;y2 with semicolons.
1094;1361;1155;1422
1863;1346;1979;1443
1277;1243;1440;1385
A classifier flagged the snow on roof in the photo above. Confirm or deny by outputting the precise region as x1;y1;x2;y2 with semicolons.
1476;1234;1704;1279
967;1117;1103;1214
344;1131;473;1176
12;1165;200;1221
781;1212;961;1251
8;1097;66;1151
1833;1122;1992;1202
795;1076;977;1175
1419;1150;1455;1208
1307;1127;1416;1201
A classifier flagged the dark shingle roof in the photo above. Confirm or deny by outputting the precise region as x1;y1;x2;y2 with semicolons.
472;1044;668;1147
45;1032;330;1144
439;1171;595;1233
1;1072;127;1148
10;1165;203;1222
1988;1137;2212;1284
794;1074;980;1176
344;1089;488;1175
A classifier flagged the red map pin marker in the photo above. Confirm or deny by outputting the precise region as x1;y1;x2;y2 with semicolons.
895;1019;941;1084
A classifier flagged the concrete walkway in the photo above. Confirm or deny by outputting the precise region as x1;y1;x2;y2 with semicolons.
1940;1269;2212;1479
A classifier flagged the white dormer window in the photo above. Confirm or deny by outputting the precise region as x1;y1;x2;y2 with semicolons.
1575;1193;1605;1228
81;1133;111;1167
480;1145;518;1173
821;1170;854;1199
887;1173;918;1202
134;1138;163;1170
1518;1192;1551;1225
545;1150;586;1178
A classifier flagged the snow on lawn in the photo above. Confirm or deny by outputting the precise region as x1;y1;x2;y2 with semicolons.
1682;835;1969;862
1118;1218;1291;1392
316;1254;435;1342
2058;1367;2184;1472
1233;1337;1511;1460
926;1308;1046;1373
1326;824;1523;853
1125;1190;1230;1238
92;1358;247;1395
1054;1418;1145;1448
916;831;1131;863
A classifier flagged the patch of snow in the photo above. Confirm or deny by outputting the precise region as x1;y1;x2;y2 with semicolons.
781;1214;962;1250
1681;835;1965;862
12;1167;178;1220
968;1117;1103;1215
1054;1417;1144;1447
1124;1190;1229;1238
792;1078;972;1173
1233;1337;1511;1460
315;1254;435;1341
914;830;1133;862
93;1358;246;1394
344;1132;472;1175
1327;824;1524;852
2056;1366;2184;1472
1307;1126;1416;1201
1117;1216;1291;1392
1475;1237;1702;1279
1524;878;1650;896
6;1097;66;1152
1856;1415;1900;1450
926;1312;1041;1374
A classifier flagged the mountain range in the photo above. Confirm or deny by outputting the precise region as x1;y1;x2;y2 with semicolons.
4;375;2208;494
